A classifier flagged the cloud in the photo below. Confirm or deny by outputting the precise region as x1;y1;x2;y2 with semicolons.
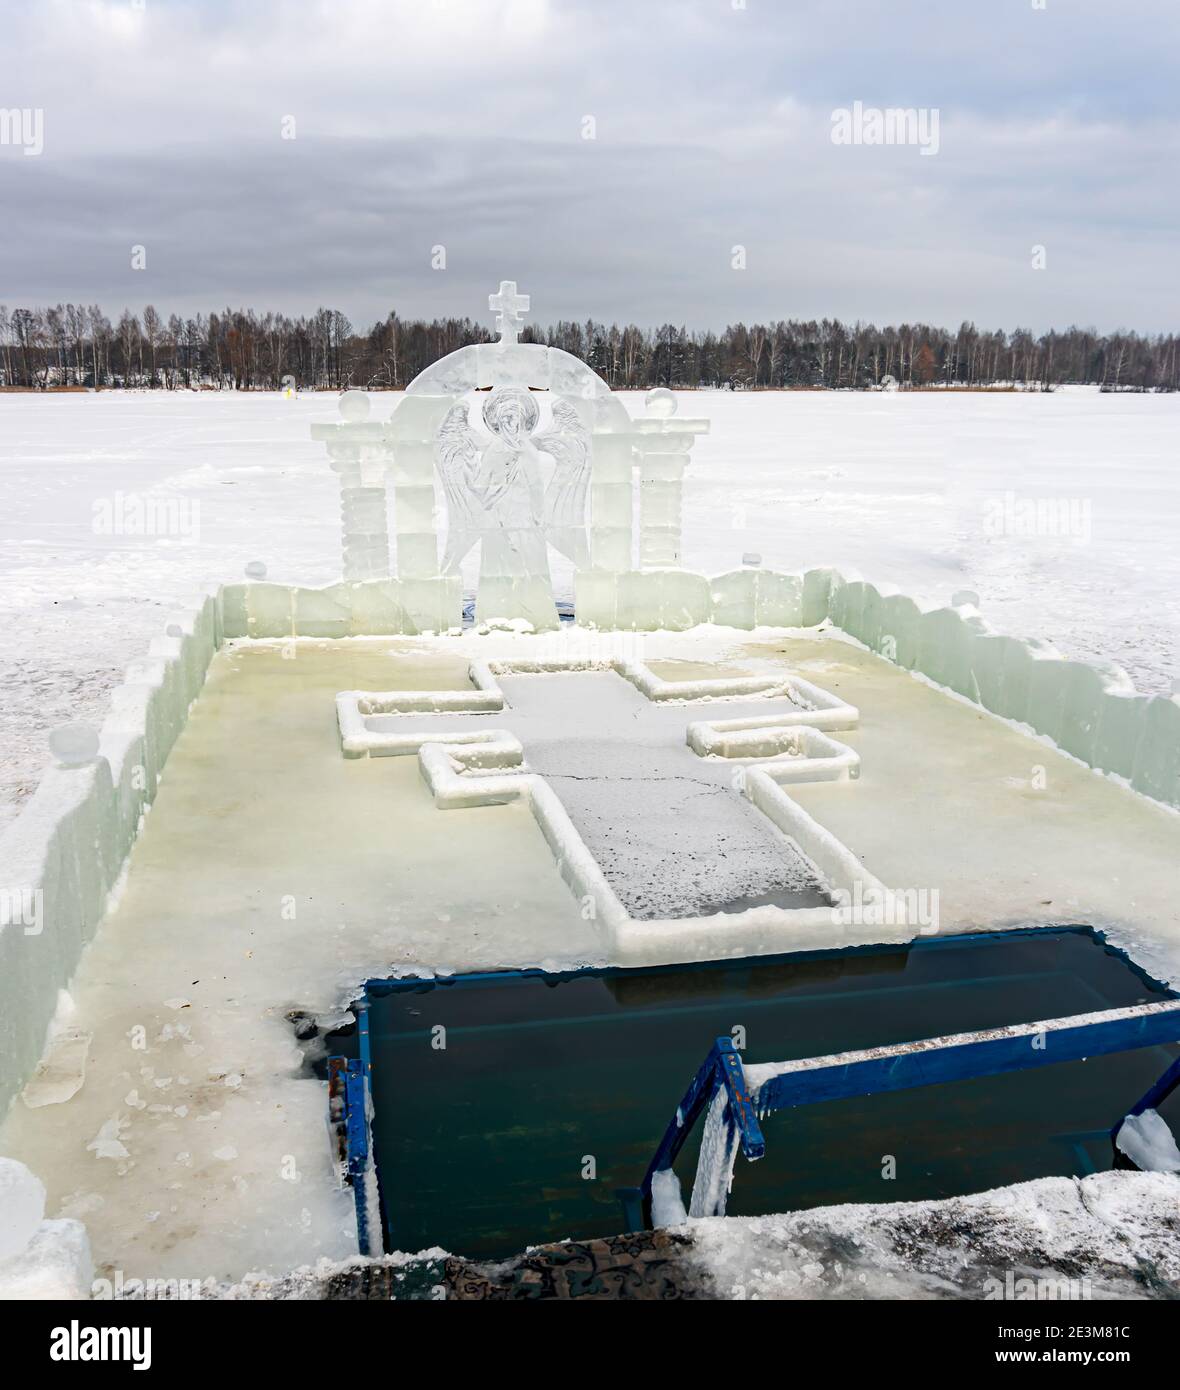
1;0;1177;332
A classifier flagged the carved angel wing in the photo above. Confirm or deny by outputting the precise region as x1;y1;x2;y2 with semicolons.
536;399;592;568
434;402;484;573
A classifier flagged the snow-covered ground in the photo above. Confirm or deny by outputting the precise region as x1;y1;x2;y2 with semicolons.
686;1170;1180;1301
2;386;1178;831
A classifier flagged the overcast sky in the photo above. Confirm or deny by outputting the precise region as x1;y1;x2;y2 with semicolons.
1;0;1177;334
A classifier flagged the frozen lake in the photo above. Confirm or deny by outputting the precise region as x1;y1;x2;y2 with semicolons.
2;386;1178;828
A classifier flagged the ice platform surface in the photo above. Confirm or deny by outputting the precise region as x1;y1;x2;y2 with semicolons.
3;628;1180;1284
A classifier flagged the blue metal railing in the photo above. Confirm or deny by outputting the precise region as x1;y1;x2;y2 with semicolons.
330;1000;383;1256
627;1001;1180;1230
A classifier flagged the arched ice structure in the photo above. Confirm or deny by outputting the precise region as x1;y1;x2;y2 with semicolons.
313;282;709;630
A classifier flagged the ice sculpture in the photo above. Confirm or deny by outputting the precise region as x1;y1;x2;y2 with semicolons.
435;387;591;608
310;389;391;581
312;281;710;630
487;279;530;343
635;387;709;568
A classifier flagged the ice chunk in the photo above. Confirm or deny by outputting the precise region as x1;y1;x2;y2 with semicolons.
49;723;100;768
710;570;758;630
87;1115;130;1161
397;576;463;634
801;567;836;627
615;571;662;631
846;581;884;652
338;390;371;423
999;637;1056;724
1089;686;1146;780
0;1158;46;1261
22;1028;91;1109
573;569;618;629
645;387;677;418
650;1167;688;1228
755;571;804;628
244;583;294;639
659;570;710;631
916;606;985;700
1057;661;1130;766
293;584;352;639
1115;1110;1180;1173
1131;695;1180;807
346;579;412;636
475;576;558;631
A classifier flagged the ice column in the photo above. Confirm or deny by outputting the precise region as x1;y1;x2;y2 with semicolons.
590;435;636;572
388;438;439;581
311;391;391;581
634;388;709;568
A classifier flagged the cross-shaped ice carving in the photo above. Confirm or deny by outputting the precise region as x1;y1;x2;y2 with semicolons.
337;660;889;957
488;279;530;344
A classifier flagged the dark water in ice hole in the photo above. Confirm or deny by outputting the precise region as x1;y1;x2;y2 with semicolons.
334;927;1179;1261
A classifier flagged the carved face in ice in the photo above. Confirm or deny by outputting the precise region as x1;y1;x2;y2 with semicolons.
482;386;539;444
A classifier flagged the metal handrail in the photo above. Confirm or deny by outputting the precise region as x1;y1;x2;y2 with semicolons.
630;1000;1180;1229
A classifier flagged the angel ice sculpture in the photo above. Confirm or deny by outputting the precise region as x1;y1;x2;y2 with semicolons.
435;386;592;594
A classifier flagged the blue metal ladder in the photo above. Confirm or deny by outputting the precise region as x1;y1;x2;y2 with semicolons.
620;1000;1180;1232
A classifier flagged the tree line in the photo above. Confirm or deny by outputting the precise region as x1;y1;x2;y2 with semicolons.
1;302;1176;392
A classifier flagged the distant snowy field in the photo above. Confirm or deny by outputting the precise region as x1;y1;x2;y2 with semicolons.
2;387;1178;829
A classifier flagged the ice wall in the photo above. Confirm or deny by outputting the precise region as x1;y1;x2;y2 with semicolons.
0;596;220;1117
825;572;1180;810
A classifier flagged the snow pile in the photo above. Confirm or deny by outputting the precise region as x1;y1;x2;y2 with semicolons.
0;1220;93;1300
0;1155;45;1259
686;1170;1180;1300
0;1157;93;1300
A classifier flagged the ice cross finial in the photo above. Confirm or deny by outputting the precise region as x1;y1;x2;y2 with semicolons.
489;279;530;345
